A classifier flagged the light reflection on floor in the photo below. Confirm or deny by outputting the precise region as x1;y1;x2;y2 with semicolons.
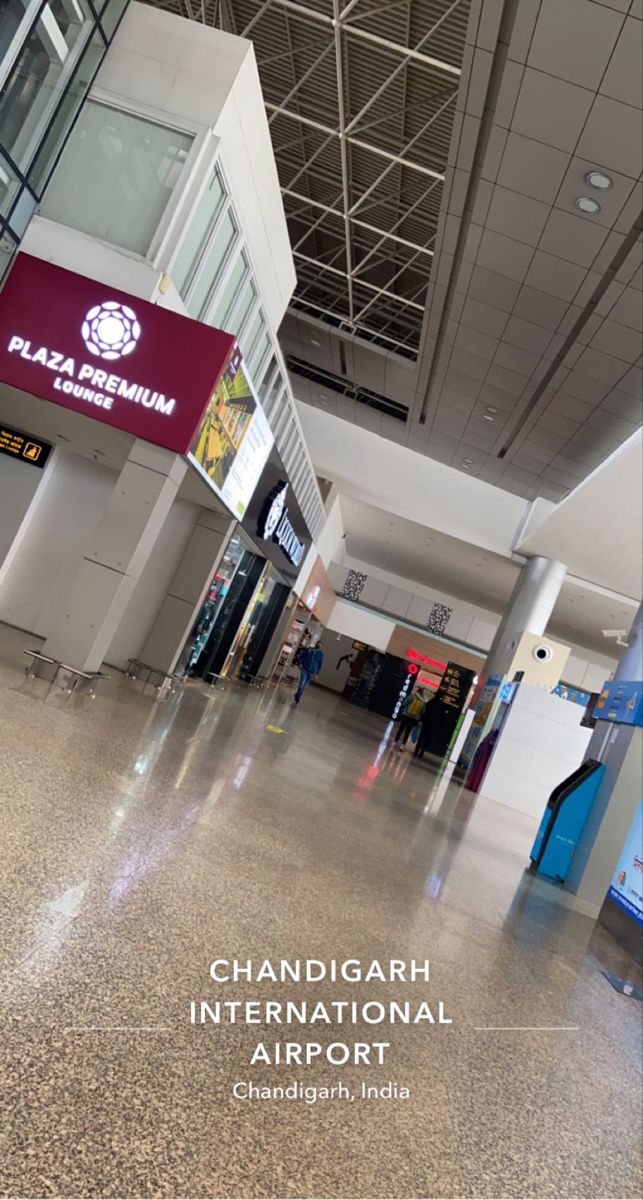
0;622;641;1200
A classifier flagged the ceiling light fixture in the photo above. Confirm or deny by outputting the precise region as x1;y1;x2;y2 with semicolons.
310;337;321;346
585;170;612;191
575;196;601;214
482;413;496;421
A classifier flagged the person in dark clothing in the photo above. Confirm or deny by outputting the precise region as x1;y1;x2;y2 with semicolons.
393;688;426;747
414;696;438;758
293;641;324;704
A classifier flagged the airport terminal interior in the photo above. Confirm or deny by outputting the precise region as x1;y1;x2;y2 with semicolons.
0;1;642;1198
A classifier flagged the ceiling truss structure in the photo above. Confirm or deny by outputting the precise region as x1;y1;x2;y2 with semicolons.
150;0;470;358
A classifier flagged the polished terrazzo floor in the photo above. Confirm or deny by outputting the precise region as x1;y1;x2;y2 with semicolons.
0;622;641;1200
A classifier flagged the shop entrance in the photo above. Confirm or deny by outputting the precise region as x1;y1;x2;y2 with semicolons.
182;530;290;684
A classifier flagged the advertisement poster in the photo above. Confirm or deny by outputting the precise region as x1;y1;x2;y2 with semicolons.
607;800;643;924
191;348;273;519
456;675;502;771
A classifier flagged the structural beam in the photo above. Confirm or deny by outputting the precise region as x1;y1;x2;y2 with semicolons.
283;188;435;255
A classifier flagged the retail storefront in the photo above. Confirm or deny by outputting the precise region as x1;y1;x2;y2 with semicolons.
180;446;312;685
267;555;336;688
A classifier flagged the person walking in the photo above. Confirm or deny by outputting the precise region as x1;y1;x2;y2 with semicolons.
393;687;426;748
293;640;324;705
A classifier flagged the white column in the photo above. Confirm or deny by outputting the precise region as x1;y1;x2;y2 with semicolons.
484;556;567;678
139;507;236;675
43;440;187;672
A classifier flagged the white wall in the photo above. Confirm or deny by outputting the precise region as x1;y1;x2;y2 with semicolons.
517;429;643;600
329;555;499;650
562;652;615;694
481;686;593;819
0;450;115;635
106;496;199;669
0;454;42;568
0;448;200;666
327;558;616;688
296;402;528;558
315;492;345;568
327;598;394;652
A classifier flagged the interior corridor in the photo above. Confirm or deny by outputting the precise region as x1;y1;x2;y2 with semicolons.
0;622;641;1200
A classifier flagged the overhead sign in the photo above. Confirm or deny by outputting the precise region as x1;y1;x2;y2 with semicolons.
241;450;312;583
257;481;306;567
0;422;52;469
406;647;447;672
0;253;235;454
190;351;273;519
595;679;643;727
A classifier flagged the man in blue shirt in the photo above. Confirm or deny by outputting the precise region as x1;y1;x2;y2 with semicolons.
293;641;324;705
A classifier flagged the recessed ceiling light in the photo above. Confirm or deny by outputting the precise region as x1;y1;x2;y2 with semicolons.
575;196;601;214
482;413;496;422
310;337;321;346
484;405;499;415
585;170;612;191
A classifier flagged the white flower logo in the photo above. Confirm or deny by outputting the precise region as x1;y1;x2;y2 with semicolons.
81;301;141;361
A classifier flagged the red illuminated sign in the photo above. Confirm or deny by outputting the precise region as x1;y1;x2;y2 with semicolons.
0;254;235;454
418;673;440;690
406;647;447;672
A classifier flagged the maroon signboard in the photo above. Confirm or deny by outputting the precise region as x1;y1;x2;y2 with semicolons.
0;253;236;454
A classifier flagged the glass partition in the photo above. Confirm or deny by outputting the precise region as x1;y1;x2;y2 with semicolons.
0;0;129;277
171;168;225;297
40;100;193;253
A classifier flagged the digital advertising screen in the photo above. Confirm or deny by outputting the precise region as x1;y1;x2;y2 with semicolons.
190;348;273;519
607;799;643;925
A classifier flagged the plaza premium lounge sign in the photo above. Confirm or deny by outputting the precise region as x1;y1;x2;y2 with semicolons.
0;254;235;454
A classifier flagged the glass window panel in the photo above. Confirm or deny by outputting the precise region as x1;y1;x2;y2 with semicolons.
0;0;95;176
40;100;192;253
26;26;105;196
172;169;225;298
209;250;248;331
256;353;277;396
241;306;263;359
98;0;129;40
231;277;256;335
0;147;21;220
188;208;236;318
248;329;271;379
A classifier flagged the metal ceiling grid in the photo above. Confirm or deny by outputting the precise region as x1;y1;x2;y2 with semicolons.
148;0;470;357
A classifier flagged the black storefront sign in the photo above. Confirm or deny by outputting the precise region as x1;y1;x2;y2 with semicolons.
0;423;52;469
241;448;312;584
417;663;476;760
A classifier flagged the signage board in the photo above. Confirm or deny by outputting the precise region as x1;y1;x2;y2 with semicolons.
406;647;447;672
594;679;643;728
456;674;503;772
436;663;475;711
0;422;52;469
189;350;273;519
0;253;235;454
240;448;312;583
607;800;643;925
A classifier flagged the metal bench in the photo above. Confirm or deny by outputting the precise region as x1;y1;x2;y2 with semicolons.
125;659;181;699
24;649;109;697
